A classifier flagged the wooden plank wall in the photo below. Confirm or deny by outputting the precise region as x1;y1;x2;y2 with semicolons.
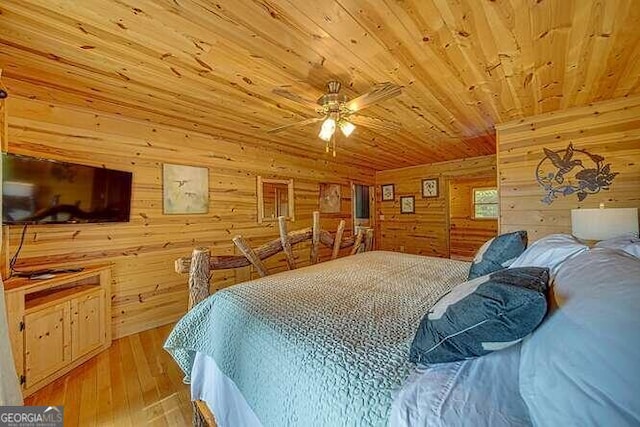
449;177;498;260
375;155;496;257
497;95;640;241
4;92;374;339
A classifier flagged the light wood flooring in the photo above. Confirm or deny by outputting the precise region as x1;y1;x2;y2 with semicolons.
25;323;193;426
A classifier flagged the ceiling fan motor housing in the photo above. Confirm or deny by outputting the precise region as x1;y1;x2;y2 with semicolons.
317;81;349;114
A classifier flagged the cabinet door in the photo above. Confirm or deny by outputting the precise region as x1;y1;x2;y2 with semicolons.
24;302;72;388
71;288;105;360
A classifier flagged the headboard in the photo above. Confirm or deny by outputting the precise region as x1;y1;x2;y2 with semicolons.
175;212;373;308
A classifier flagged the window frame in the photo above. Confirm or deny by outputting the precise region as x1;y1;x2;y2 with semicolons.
472;187;499;220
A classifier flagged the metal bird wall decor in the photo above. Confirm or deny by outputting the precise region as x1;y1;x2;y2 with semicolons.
536;142;619;205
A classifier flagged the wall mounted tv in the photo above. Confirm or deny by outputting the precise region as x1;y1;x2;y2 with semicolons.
2;153;133;225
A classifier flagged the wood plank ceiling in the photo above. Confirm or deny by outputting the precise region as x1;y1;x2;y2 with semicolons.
0;0;639;170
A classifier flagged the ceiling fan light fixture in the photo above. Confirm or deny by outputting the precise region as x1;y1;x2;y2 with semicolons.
318;117;336;141
339;120;355;137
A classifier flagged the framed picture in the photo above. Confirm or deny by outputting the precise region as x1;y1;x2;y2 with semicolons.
319;183;341;213
163;163;209;214
421;178;439;198
400;195;415;214
381;184;395;201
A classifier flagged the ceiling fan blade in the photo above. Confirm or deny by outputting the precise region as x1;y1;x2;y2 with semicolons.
346;82;402;112
266;117;324;134
272;87;321;111
349;115;402;132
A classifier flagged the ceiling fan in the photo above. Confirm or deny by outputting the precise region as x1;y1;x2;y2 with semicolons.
267;81;402;156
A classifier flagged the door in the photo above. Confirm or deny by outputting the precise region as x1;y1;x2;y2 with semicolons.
352;183;375;248
24;301;72;388
71;288;106;360
448;176;498;260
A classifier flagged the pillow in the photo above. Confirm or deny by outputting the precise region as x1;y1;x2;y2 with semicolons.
468;231;528;279
391;343;531;427
594;233;640;258
519;249;640;426
508;233;588;275
409;267;549;364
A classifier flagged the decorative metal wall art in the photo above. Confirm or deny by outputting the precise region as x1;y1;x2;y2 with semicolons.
536;142;618;205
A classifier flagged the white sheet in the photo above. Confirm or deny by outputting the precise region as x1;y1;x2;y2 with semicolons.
191;352;262;427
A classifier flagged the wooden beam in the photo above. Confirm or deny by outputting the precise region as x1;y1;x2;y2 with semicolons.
331;220;346;260
232;236;269;277
175;228;312;274
319;230;359;249
311;211;320;264
188;247;211;310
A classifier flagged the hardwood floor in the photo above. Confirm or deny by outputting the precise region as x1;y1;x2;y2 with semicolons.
25;323;193;426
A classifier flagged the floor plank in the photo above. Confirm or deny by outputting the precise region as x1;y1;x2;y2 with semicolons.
24;325;192;426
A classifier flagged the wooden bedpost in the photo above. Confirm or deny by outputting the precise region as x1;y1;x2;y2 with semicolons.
192;400;215;427
233;236;270;277
364;228;374;252
188;247;211;309
278;216;296;270
311;211;320;264
331;220;346;260
350;228;365;256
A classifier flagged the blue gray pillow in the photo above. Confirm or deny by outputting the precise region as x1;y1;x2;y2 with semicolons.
409;267;549;364
468;231;528;279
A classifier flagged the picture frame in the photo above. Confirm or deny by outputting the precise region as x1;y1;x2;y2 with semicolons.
381;184;395;201
163;163;209;214
400;195;415;214
319;183;342;213
421;178;439;198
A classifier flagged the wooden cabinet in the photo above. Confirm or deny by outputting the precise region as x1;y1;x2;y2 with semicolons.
3;265;111;396
24;302;72;388
71;287;105;360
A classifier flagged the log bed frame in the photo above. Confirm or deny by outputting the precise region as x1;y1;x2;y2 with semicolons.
173;211;373;426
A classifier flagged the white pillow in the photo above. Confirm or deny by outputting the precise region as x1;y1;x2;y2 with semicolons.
594;233;640;258
508;234;588;276
519;249;640;426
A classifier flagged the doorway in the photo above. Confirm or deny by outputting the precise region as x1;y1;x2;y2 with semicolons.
448;176;498;260
352;183;374;240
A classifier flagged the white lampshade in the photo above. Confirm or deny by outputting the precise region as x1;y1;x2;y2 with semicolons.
571;207;639;240
318;117;336;142
339;120;355;137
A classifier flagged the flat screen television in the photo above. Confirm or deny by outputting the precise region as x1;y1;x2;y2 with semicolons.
2;153;133;225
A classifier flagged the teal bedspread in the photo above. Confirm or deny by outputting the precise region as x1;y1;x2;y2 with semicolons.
164;251;470;426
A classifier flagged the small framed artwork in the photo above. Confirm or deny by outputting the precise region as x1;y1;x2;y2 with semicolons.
163;163;209;214
422;178;439;198
381;184;395;201
400;195;415;214
319;183;341;213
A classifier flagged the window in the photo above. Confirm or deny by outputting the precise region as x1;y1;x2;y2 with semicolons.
473;187;499;219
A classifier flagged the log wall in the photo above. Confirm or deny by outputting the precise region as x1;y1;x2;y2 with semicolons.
497;95;640;241
375;155;496;257
4;92;374;338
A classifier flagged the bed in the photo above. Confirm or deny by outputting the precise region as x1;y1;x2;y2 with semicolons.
165;236;640;427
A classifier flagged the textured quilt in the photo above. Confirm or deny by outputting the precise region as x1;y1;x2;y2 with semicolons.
164;251;470;426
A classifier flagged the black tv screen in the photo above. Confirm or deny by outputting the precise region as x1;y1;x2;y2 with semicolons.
2;153;132;225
